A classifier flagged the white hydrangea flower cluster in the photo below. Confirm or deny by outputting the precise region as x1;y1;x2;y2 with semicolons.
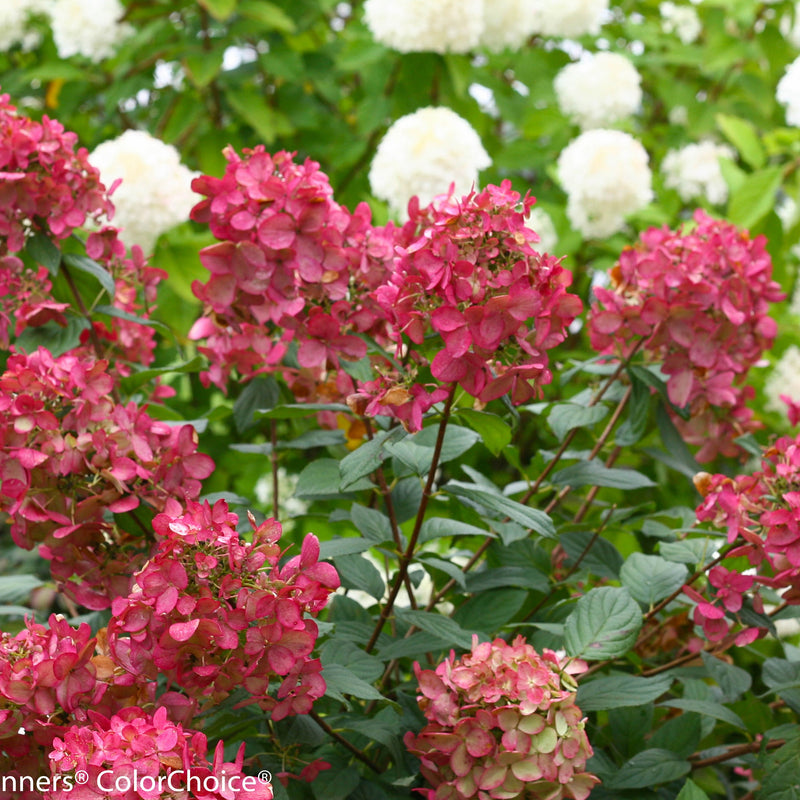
49;0;132;62
480;0;541;52
89;130;199;254
363;0;485;54
661;141;735;205
778;56;800;126
554;52;643;129
765;346;800;416
528;207;559;254
659;2;702;44
557;129;653;239
529;0;609;38
0;0;49;53
368;107;492;220
363;0;604;53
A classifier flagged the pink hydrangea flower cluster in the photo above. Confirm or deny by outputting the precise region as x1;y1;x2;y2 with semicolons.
405;636;598;800
376;185;582;411
0;92;168;372
108;499;339;720
689;434;800;643
0;93;112;254
45;706;273;800
0;348;214;609
188;146;395;395
589;209;784;461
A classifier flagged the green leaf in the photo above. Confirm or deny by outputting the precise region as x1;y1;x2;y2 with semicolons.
227;88;293;144
551;461;655;490
296;459;373;497
657;699;745;729
238;0;296;31
94;304;169;332
446;481;555;538
616;369;651;446
702;652;752;702
398;610;479;650
560;530;623;579
376;632;451;660
322;664;384;701
548;404;608;442
317;538;373;559
419;517;493;543
26;232;61;274
256;403;349;420
576;674;672;712
757;737;800;800
607;749;691;790
62;253;116;299
385;425;480;475
339;428;406;490
198;0;237;21
319;640;383;682
452;588;527;634
0;575;44;604
184;50;223;88
716;113;765;169
350;504;393;544
728;166;783;229
620;553;688;606
458;409;512;456
464;565;548;595
655;402;701;477
418;556;467;590
649;714;703;759
334;554;385;600
119;355;208;394
233;377;280;433
15;317;90;357
564;586;642;660
660;538;717;566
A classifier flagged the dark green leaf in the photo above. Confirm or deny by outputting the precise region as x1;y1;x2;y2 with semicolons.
62;253;116;298
657;699;745;729
15;317;90;357
452;588;527;634
385;425;479;475
318;538;373;559
0;575;44;604
756;737;800;800
94;304;169;331
227;88;293;143
564;587;642;660
320;640;383;682
398;610;479;650
616;369;651;446
548;404;609;442
119;355;208;394
560;530;623;580
446;481;555;538
656;403;701;476
350;504;393;544
339;356;374;383
233;377;280;433
376;632;451;660
649;714;703;759
464;565;548;594
296;459;373;497
334;554;385;600
702;652;752;702
551;461;655;490
419;517;493;543
255;403;350;420
322;664;384;701
607;749;691;790
418;556;467;590
576;674;672;711
238;0;295;30
620;553;688;605
26;232;61;274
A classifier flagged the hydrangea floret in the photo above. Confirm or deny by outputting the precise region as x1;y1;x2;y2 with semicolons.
405;636;597;800
589;209;784;461
108;499;339;719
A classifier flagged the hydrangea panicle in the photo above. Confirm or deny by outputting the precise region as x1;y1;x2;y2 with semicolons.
406;636;597;800
108;500;339;718
589;209;783;461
